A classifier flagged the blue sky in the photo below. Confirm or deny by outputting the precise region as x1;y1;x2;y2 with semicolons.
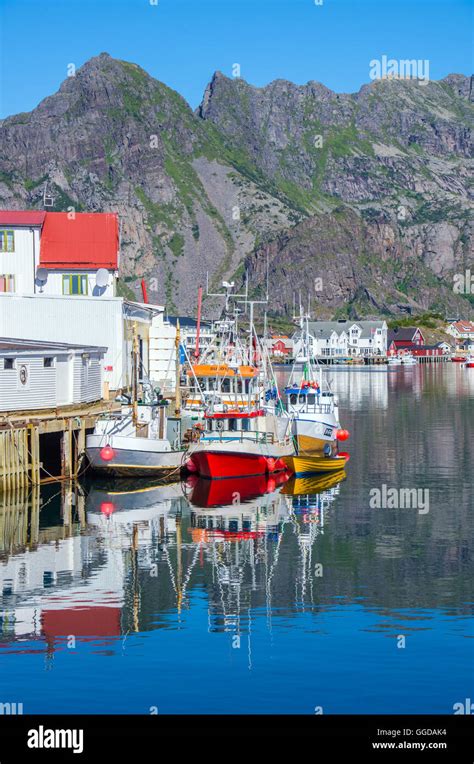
0;0;472;118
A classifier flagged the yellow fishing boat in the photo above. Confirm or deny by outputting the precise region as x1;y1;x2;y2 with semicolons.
283;452;349;476
281;470;346;496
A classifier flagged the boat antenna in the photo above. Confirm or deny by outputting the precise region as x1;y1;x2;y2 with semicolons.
265;252;269;303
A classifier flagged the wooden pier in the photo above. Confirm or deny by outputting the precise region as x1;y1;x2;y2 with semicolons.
0;400;119;495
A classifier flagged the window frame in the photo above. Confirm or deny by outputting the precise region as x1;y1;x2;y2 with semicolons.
62;274;88;296
0;230;15;253
0;274;16;293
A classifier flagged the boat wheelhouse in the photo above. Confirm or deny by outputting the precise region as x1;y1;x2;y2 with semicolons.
183;363;263;415
283;380;340;455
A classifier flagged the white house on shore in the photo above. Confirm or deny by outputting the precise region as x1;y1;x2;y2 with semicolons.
446;320;474;341
0;209;159;393
149;315;215;392
0;294;157;394
0;338;106;412
294;320;388;359
0;210;119;297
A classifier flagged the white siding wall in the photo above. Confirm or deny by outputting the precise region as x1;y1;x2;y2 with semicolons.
40;271;115;298
149;313;176;390
0;356;56;411
72;354;102;403
0;227;39;295
0;295;125;389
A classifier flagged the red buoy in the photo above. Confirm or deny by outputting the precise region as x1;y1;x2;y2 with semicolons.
336;429;350;441
100;501;115;517
100;444;115;461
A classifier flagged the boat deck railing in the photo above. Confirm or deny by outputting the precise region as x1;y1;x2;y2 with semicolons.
202;430;278;445
289;403;334;415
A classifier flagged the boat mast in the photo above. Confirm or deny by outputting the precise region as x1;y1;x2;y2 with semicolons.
175;319;181;416
194;286;202;361
132;322;139;426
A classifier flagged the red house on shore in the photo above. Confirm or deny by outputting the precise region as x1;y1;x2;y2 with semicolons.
266;335;293;357
387;327;425;356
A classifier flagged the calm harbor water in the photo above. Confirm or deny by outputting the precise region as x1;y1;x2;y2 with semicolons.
0;364;473;714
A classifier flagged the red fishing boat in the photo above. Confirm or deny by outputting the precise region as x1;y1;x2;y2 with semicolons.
186;408;294;479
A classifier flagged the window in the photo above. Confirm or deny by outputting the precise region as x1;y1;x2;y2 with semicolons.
0;230;14;252
4;358;14;370
44;357;53;368
62;274;88;295
0;275;15;293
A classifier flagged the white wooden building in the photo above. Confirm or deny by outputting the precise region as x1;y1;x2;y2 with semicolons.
149;311;177;391
295;320;388;359
149;314;215;392
0;294;157;393
0;338;106;412
0;210;118;297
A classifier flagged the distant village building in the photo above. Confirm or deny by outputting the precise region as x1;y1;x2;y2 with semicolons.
409;343;450;359
446;320;474;341
0;210;119;296
0;338;105;412
388;327;451;360
387;327;425;356
168;316;214;358
297;320;387;359
265;335;293;358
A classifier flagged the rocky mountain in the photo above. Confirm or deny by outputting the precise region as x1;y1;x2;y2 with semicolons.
0;53;472;319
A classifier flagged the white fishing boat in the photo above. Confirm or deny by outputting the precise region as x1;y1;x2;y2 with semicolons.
400;352;417;365
86;324;186;479
388;352;417;366
86;404;185;478
271;308;347;458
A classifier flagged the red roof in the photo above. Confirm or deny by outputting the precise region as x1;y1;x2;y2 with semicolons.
0;210;46;227
39;212;119;270
452;321;474;333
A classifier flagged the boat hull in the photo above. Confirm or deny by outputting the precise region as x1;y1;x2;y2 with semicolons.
86;434;185;479
189;450;287;480
283;453;349;476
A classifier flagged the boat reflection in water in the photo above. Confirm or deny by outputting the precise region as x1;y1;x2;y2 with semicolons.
0;471;346;653
184;471;346;636
187;472;291;543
